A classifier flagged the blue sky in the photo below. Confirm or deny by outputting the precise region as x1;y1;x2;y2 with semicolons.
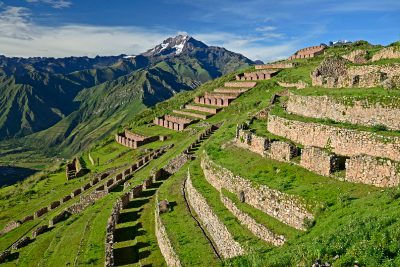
0;0;399;61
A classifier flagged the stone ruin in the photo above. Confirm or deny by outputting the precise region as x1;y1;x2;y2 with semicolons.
288;45;327;60
65;157;88;180
311;57;400;89
155;82;255;132
12;236;30;249
195;95;231;107
115;129;158;149
235;70;279;81
32;225;49;238
267;113;400;187
0;221;21;236
342;49;368;64
268;141;298;162
0;250;10;263
371;46;400;62
153;116;191;131
300;146;342;177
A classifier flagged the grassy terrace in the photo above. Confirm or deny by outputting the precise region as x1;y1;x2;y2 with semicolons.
203;120;379;209
158;166;219;267
190;160;274;252
291;86;400;108
270;103;400;137
221;189;301;240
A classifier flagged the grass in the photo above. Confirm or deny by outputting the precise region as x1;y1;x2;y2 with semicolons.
3;47;400;267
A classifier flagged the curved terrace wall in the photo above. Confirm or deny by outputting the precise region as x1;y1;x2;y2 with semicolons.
201;154;313;230
267;114;400;161
155;194;182;267
220;195;285;246
287;93;400;131
185;174;244;259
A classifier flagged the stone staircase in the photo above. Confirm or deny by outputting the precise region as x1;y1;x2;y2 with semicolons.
154;81;256;131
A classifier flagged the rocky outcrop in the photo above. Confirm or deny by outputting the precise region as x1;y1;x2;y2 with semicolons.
155;194;182;267
220;195;285;246
201;154;313;230
185;173;245;258
267;114;400;161
286;93;400;131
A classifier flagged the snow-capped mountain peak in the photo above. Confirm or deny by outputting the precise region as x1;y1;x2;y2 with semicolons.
141;34;207;57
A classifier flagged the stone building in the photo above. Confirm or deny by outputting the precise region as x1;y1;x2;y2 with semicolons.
288;45;327;60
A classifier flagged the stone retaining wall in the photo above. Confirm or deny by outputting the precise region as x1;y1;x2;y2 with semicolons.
185;104;219;114
32;225;48;238
277;80;308;89
201;154;313;230
236;70;278;81
214;88;249;94
220;194;285;246
155;194;182;267
235;128;270;156
49;210;71;227
165;115;193;124
345;155;400;187
154;117;186;131
115;129;158;149
0;221;21;236
288;45;326;60
34;207;48;219
267;114;400;161
300;146;340;176
255;62;296;69
342;49;367;64
173;110;208;120
372;47;400;62
185;173;245;258
268;141;298;162
224;82;257;88
287;93;400;131
195;96;230;107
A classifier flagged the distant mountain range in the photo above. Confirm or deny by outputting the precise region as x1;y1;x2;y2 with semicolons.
0;35;255;155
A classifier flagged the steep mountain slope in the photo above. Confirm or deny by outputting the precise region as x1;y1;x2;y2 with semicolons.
10;35;253;156
0;55;149;139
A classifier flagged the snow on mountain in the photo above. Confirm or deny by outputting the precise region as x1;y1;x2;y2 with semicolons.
141;34;204;57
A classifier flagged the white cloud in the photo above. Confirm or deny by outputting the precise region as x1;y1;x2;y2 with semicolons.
0;6;33;40
0;4;297;61
26;0;72;9
193;32;296;61
255;26;277;32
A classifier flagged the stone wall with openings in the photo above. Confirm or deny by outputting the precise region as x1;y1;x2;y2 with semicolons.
267;114;400;161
